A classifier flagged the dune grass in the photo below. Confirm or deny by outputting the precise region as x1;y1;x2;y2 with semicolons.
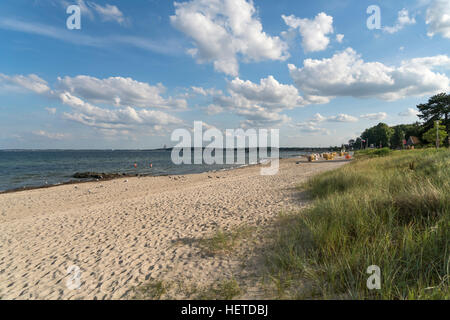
132;225;253;299
196;279;242;300
132;280;169;300
266;148;449;299
354;147;393;159
132;278;242;300
198;226;254;256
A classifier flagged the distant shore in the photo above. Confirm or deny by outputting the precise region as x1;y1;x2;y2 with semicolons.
0;157;347;299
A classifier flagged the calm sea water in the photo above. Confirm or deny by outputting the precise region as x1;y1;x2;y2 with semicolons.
0;149;306;192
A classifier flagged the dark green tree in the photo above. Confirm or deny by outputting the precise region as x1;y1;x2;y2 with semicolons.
361;123;394;148
417;93;450;145
389;123;421;148
403;122;421;140
390;126;406;149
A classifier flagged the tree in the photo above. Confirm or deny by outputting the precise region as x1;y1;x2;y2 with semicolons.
389;123;421;149
348;139;363;150
417;93;450;146
422;120;448;147
403;122;421;140
351;137;363;150
390;126;405;149
361;123;394;148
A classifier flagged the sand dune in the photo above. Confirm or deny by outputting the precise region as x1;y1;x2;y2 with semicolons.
0;158;347;300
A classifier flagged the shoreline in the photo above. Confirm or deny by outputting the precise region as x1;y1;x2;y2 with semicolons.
0;174;135;195
0;168;252;196
0;156;308;195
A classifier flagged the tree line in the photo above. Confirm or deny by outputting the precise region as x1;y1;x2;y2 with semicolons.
349;93;449;150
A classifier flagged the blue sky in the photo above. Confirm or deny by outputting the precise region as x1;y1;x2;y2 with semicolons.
0;0;449;149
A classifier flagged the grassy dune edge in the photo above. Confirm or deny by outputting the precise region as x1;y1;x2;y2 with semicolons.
266;149;449;299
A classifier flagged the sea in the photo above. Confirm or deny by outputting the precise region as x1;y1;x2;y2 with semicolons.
0;149;309;192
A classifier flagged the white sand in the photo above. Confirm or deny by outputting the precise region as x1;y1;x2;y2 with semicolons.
0;158;347;300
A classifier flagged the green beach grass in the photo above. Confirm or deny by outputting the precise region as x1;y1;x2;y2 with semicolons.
266;148;449;299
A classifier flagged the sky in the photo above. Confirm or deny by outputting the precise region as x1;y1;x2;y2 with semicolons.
0;0;449;149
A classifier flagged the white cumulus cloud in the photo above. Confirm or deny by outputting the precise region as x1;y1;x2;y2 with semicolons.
295;122;330;135
210;75;306;127
226;76;306;110
360;112;388;121
57;75;187;109
294;112;357;135
426;0;450;38
282;12;334;53
399;108;419;117
206;104;224;115
0;72;187;135
327;114;358;123
203;75;308;127
311;113;358;123
288;48;450;102
0;73;50;94
191;86;223;96
170;0;289;76
60;92;183;130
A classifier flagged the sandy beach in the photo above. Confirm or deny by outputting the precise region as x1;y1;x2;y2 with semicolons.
0;158;347;300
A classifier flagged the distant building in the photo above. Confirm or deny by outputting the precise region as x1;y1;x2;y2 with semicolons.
406;136;421;146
